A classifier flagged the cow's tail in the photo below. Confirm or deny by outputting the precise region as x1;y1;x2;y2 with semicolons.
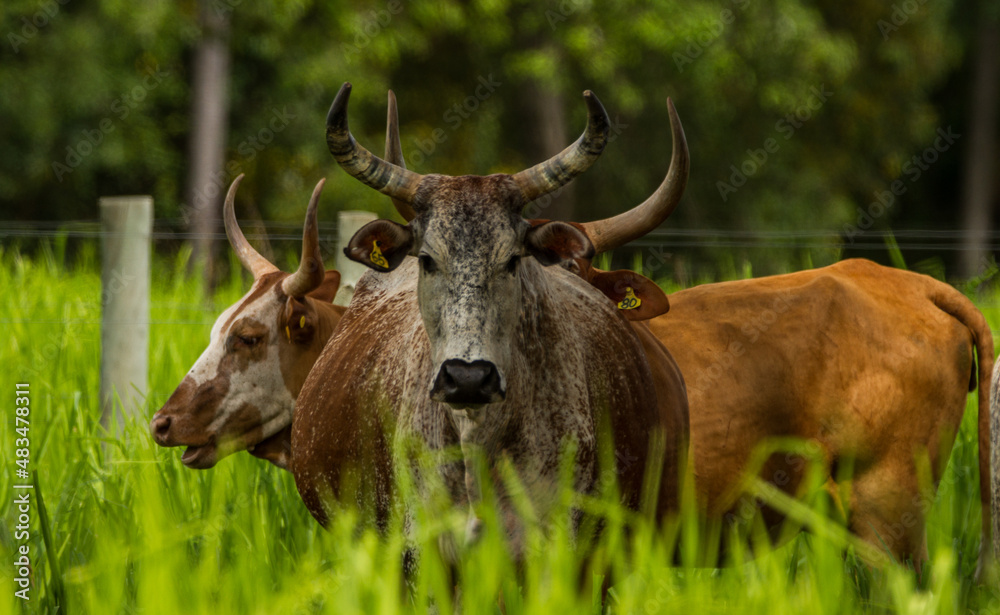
932;285;995;576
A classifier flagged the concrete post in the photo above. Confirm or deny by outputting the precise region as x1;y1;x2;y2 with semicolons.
333;210;377;306
100;196;151;432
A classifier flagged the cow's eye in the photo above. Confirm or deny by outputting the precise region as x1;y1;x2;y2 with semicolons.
231;334;260;350
419;254;438;274
505;255;520;274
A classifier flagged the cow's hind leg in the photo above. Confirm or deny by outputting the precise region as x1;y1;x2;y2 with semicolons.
846;460;929;573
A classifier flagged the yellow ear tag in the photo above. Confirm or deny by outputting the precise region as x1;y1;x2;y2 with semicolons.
617;287;641;310
370;240;389;268
285;326;291;340
299;316;305;328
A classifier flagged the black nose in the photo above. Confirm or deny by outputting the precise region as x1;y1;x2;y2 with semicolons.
150;414;172;445
432;359;505;405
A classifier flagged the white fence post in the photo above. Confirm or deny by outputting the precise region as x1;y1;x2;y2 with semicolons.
99;196;151;432
333;210;378;306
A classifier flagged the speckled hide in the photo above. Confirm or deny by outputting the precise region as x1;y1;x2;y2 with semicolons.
292;256;689;554
309;82;691;556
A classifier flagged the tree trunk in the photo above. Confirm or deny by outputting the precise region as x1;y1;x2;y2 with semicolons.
186;1;231;293
520;67;575;221
959;15;999;278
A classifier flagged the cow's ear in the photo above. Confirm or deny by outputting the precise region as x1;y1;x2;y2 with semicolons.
345;219;413;272
307;270;341;303
524;221;595;266
283;296;317;344
589;269;670;321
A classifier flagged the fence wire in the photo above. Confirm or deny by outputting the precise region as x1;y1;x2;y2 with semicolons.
3;220;999;250
4;220;999;331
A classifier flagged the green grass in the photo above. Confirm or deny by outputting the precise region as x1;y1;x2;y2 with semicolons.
2;245;1000;614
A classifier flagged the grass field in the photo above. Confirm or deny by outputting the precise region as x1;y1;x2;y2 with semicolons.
2;243;1000;614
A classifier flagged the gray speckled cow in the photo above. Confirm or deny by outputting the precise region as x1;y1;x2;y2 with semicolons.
292;84;690;555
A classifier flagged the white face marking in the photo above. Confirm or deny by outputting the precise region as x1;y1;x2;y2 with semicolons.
185;280;296;445
186;293;246;386
208;338;295;443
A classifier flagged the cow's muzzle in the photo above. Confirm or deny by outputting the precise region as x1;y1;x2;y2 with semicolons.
431;359;505;406
150;414;173;446
149;411;219;469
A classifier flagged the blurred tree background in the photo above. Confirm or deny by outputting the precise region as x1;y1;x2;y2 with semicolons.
0;0;997;283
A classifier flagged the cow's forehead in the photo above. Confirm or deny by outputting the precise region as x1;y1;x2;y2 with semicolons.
415;175;525;258
210;272;284;340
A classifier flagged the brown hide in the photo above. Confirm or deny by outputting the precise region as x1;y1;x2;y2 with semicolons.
631;321;690;517
650;258;992;567
292;261;456;528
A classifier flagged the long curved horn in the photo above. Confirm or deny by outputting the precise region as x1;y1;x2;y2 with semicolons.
326;82;423;203
384;90;416;221
281;178;326;297
579;98;689;254
511;90;610;203
224;174;279;279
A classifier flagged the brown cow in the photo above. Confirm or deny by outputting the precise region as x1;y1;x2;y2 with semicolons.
150;175;343;470
636;259;992;571
291;83;690;556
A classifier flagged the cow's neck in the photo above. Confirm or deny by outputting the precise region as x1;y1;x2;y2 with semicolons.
312;298;346;354
451;259;612;552
249;298;345;471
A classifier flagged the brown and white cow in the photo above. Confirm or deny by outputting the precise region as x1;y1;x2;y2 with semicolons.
291;83;690;552
150;175;343;470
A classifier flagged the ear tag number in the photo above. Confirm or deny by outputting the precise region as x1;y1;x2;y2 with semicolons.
370;240;389;268
617;287;641;310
